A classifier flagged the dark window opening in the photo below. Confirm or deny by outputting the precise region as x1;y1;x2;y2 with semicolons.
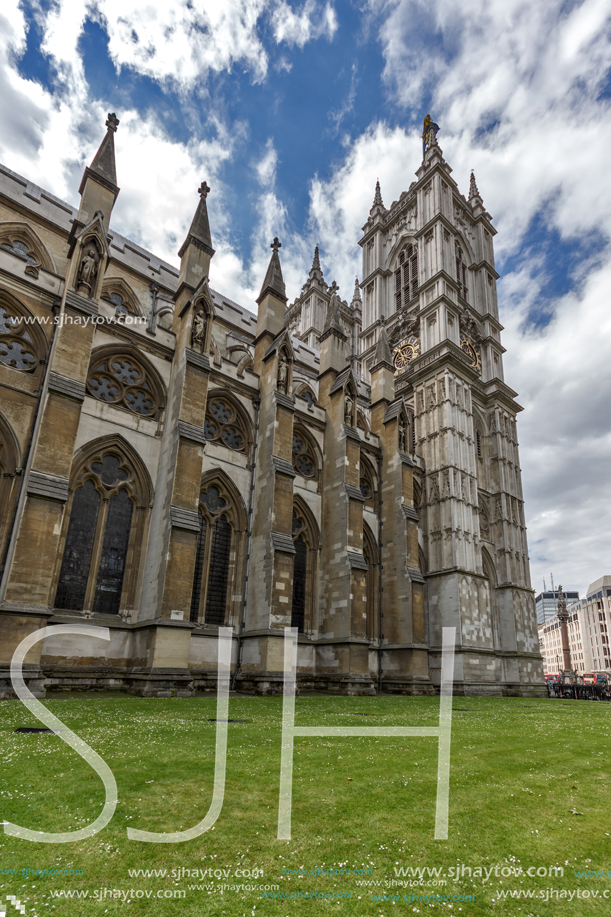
54;480;100;610
205;514;232;625
190;511;208;623
93;489;133;614
291;534;307;633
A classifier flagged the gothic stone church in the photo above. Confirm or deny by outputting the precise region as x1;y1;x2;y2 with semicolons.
0;114;544;698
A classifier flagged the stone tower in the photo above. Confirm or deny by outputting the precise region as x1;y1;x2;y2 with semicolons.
357;120;541;692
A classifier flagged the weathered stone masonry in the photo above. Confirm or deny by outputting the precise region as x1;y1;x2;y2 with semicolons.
0;116;544;697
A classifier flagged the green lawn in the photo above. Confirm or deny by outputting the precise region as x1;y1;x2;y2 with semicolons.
1;694;611;916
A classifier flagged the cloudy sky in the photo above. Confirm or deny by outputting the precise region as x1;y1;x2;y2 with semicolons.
2;0;611;598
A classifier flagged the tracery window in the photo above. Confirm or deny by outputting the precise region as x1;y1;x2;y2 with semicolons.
54;448;149;615
204;398;248;453
292;430;317;478
0;304;38;373
87;351;164;419
394;244;419;312
0;239;37;265
190;482;244;625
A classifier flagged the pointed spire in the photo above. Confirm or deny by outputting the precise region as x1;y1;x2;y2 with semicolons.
257;237;287;304
323;280;343;334
79;112;120;196
351;276;362;307
308;244;323;280
179;181;215;259
372;320;393;368
468;170;481;201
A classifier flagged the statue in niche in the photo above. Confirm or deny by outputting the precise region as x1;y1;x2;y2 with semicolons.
344;390;354;425
77;246;99;294
191;308;207;352
277;352;289;394
398;416;406;452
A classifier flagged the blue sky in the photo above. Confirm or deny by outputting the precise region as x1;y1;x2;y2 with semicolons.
2;0;611;597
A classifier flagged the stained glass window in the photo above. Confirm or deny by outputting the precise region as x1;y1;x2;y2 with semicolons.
189;484;236;626
54;480;101;611
205;515;232;625
93;489;133;614
54;451;139;615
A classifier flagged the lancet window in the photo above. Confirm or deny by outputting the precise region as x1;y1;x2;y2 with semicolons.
54;445;151;615
394;244;419;311
189;480;246;626
290;505;319;634
456;245;468;301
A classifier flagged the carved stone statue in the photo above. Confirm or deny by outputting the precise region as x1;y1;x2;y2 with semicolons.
277;352;289;394
398;416;406;452
344;390;354;425
191;309;207;352
77;247;98;293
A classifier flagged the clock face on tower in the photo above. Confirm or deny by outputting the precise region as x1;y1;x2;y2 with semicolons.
459;332;482;374
393;335;421;375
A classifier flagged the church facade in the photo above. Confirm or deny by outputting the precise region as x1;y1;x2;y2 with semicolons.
0;114;545;698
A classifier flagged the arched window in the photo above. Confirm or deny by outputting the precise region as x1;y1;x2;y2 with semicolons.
86;347;166;420
0;299;44;374
292;427;318;480
394;244;419;311
204;395;249;454
54;442;152;615
101;277;143;318
0;412;20;563
363;523;379;641
296;384;317;409
0;221;56;276
189;478;247;626
360;454;377;512
291;502;320;634
456;244;468;301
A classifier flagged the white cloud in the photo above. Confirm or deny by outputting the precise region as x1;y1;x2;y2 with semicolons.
308;121;421;291
305;0;611;594
272;0;338;47
2;0;611;596
39;0;338;88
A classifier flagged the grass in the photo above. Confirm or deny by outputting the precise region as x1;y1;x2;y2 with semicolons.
1;693;611;916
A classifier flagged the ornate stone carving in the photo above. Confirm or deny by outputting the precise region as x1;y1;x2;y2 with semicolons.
398;416;406;452
191;307;207;352
277;352;289;394
77;245;99;296
344;390;354;425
